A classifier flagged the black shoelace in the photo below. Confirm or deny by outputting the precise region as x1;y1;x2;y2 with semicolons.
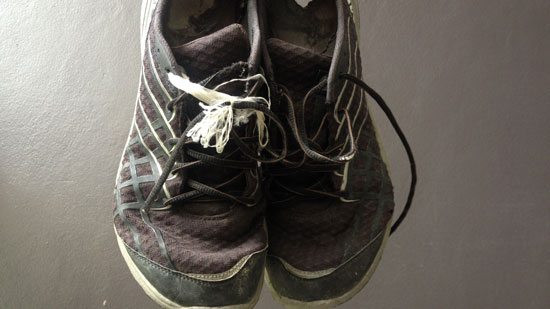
270;74;416;235
143;99;287;212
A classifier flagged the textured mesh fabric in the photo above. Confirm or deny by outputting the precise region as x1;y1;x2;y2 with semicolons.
114;199;266;273
172;24;251;82
267;38;331;98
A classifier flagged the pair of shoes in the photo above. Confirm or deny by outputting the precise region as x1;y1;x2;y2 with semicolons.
112;0;416;308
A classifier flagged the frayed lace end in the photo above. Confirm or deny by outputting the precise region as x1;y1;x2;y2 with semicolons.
168;73;270;154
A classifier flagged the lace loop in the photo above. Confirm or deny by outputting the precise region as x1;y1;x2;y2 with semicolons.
141;71;286;212
269;74;416;235
279;84;356;164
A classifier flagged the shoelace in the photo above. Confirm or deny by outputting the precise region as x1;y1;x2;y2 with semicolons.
142;71;287;213
271;74;416;235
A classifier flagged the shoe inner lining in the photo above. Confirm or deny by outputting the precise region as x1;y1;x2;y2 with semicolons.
164;0;245;47
266;0;337;57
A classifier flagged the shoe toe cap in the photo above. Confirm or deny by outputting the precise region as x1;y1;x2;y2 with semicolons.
118;236;265;308
265;227;389;307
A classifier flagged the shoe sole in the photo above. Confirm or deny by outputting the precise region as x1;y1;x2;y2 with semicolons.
114;228;263;309
264;221;390;308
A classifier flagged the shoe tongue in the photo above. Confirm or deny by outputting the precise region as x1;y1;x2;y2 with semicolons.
267;38;332;96
172;24;251;82
268;38;333;145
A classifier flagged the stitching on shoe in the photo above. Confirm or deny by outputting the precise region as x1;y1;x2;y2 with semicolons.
267;228;385;280
125;241;266;285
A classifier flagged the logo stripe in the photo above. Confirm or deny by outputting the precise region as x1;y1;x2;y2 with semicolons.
142;69;176;138
147;38;174;101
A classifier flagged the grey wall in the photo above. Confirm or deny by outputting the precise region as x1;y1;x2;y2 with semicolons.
1;0;549;308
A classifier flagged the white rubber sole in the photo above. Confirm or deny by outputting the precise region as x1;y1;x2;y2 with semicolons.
115;229;263;309
265;222;390;308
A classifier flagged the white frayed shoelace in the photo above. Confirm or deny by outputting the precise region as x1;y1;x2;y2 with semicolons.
168;72;271;154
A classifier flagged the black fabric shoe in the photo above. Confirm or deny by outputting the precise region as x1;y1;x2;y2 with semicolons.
113;0;285;307
260;0;416;307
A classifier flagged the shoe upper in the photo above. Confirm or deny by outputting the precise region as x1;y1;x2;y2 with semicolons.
114;0;272;276
262;0;395;272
